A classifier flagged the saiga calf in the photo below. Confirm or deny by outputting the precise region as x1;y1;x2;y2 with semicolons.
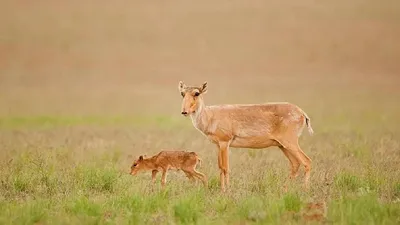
178;81;314;192
130;150;208;188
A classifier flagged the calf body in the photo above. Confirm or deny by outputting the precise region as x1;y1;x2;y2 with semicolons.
130;150;208;187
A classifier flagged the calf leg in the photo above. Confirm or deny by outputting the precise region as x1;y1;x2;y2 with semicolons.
160;169;168;188
151;170;159;184
191;169;208;187
183;171;196;182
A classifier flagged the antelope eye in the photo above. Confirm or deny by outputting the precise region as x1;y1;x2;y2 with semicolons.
194;92;200;97
133;163;137;167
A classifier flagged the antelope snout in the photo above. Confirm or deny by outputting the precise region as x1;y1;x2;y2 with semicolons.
181;111;188;116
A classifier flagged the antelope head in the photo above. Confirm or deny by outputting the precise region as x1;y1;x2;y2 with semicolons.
178;81;208;116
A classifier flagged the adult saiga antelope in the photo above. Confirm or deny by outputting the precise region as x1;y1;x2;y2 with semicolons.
178;81;314;192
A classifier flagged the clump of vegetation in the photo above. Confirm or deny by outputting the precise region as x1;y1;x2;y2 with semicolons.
0;125;399;225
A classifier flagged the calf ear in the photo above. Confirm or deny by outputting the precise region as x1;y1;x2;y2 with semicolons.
139;155;144;161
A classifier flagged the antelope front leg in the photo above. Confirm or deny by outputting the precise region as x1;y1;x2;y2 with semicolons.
218;142;230;192
217;146;225;192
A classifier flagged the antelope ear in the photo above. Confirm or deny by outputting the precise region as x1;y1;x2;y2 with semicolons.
139;155;144;161
200;81;208;94
178;81;186;92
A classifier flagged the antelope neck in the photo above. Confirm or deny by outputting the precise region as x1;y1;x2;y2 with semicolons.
190;98;210;135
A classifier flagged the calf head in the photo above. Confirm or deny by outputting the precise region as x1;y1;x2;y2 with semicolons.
130;155;148;175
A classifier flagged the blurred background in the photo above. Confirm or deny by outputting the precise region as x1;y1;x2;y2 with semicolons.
1;0;399;118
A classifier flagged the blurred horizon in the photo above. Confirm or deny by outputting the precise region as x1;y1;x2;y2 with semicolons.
1;0;399;116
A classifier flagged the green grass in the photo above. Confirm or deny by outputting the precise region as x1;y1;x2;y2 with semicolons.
0;105;399;225
1;142;399;225
328;193;400;225
0;115;188;129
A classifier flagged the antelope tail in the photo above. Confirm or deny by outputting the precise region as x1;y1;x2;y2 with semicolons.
298;106;314;136
305;115;314;135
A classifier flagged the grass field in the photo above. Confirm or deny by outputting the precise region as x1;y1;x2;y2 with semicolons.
1;1;400;224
